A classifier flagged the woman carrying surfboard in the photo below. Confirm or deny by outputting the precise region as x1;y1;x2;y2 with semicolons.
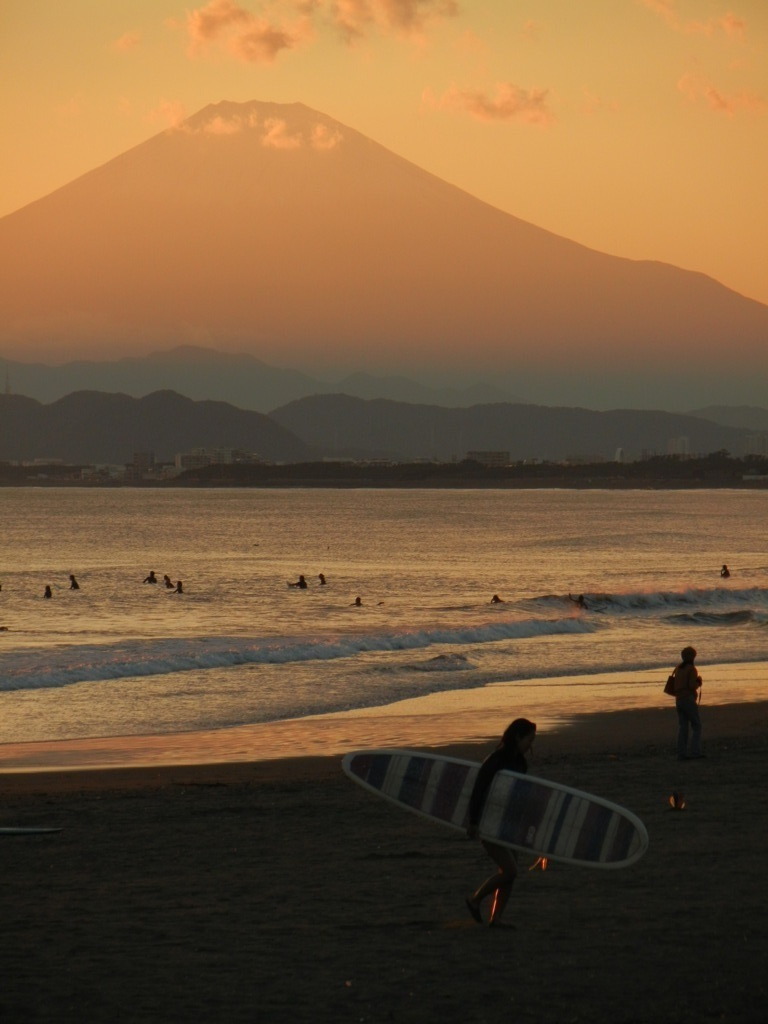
465;718;537;927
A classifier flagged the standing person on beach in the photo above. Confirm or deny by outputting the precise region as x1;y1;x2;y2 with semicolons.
671;646;703;760
465;718;537;927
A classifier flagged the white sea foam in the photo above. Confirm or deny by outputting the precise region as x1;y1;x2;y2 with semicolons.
0;616;598;692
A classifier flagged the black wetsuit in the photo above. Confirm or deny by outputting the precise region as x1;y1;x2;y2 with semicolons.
468;746;528;829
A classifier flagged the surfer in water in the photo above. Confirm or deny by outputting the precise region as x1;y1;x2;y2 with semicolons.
163;574;174;589
144;571;157;584
720;564;730;578
465;717;537;927
490;594;504;604
69;574;80;590
318;573;327;585
289;575;308;589
43;585;52;599
569;593;587;609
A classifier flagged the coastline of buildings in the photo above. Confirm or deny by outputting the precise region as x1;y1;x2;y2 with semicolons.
2;441;768;487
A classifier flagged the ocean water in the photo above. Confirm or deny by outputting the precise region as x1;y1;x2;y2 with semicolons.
1;487;768;745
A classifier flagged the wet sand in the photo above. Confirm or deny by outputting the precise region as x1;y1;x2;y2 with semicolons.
2;698;767;1023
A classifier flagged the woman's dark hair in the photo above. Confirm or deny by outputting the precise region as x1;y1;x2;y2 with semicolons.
500;718;537;748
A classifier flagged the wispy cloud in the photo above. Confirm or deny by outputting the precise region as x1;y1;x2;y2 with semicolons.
186;0;311;63
322;0;459;43
580;88;620;116
640;1;746;40
425;82;554;126
310;122;344;149
261;117;303;147
177;108;346;149
182;0;458;60
111;30;142;53
678;73;767;114
148;99;188;128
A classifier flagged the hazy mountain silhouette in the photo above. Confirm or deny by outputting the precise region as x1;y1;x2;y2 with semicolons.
688;406;768;431
0;390;313;465
1;99;766;408
0;387;756;465
269;394;752;463
0;346;515;410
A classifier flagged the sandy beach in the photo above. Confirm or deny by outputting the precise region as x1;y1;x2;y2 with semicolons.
2;690;767;1023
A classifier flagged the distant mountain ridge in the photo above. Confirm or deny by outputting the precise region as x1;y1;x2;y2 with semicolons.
269;394;754;463
687;406;768;432
0;346;516;411
0;99;766;408
1;389;760;467
0;390;312;464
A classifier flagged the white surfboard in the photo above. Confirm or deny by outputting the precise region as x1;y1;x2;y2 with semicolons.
343;749;648;869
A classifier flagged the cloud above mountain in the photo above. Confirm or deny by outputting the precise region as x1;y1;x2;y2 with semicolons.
177;105;345;148
424;81;554;124
677;73;767;116
641;1;746;40
185;0;310;62
182;0;458;62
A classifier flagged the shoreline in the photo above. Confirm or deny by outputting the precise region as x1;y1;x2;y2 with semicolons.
1;659;767;779
3;696;767;801
0;699;766;797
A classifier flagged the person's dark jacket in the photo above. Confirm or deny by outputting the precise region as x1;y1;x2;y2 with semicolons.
468;746;528;828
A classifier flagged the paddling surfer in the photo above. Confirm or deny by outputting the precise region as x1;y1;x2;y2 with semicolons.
465;718;537;927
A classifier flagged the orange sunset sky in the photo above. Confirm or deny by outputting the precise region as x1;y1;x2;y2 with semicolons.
3;0;767;308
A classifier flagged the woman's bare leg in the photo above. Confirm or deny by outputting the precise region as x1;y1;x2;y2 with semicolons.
467;841;517;924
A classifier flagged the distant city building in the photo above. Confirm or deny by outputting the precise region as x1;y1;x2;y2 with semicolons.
564;454;605;465
667;436;690;456
174;447;264;471
743;433;768;456
132;451;155;473
123;451;157;483
614;447;625;463
465;450;510;467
